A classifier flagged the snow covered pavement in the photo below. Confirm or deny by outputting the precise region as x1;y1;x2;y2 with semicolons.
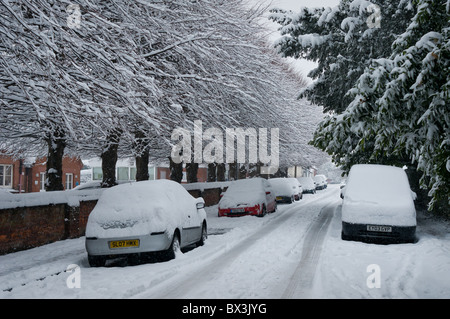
1;184;449;299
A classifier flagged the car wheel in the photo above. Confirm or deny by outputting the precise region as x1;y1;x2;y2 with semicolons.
196;223;207;247
272;202;277;213
165;232;181;260
88;255;106;267
258;205;266;217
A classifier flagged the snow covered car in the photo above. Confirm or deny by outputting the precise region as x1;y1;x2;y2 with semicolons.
313;175;327;190
218;178;276;217
341;164;416;244
85;180;207;266
287;177;303;200
268;178;297;204
297;176;316;194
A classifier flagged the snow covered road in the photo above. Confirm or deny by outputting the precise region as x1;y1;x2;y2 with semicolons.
1;184;449;299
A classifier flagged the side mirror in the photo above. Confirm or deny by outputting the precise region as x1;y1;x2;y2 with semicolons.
195;198;205;209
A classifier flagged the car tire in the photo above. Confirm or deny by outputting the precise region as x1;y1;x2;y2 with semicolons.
258;205;266;217
272;202;277;213
88;255;106;267
196;223;207;247
165;232;181;260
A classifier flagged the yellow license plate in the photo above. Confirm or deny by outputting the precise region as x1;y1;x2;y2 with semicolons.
109;239;139;249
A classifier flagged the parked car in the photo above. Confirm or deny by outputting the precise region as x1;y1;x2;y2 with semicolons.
218;178;276;217
268;177;297;204
85;180;207;266
313;175;327;190
341;164;416;244
287;177;303;200
297;177;316;194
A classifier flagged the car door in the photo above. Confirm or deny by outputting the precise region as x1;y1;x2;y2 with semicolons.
183;198;203;244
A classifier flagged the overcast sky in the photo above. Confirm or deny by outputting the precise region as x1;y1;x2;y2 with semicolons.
270;0;339;11
257;0;340;80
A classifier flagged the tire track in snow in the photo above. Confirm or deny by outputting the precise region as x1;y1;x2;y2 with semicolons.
139;190;339;299
281;200;337;298
147;204;301;298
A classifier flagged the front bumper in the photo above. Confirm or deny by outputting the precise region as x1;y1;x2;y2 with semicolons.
86;232;172;256
341;222;416;244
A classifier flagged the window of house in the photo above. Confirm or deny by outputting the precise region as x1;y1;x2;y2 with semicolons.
117;167;129;181
0;165;13;188
65;173;73;190
40;172;46;191
130;167;136;181
92;167;103;180
149;166;155;180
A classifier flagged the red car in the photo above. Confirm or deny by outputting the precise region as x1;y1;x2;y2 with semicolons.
218;178;277;217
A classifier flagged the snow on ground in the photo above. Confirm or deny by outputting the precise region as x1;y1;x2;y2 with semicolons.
315;204;450;298
0;184;449;299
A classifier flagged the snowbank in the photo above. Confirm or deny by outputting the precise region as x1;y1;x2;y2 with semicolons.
85;180;197;238
342;164;416;226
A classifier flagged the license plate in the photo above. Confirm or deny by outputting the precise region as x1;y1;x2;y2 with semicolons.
276;196;282;200
231;208;245;213
367;225;392;233
109;239;139;249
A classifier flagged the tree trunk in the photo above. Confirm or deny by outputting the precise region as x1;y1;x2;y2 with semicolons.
169;156;183;183
229;162;237;180
238;163;247;179
186;163;198;183
134;131;150;181
101;130;121;188
135;150;149;181
248;162;260;178
207;163;217;182
45;129;66;191
216;163;226;181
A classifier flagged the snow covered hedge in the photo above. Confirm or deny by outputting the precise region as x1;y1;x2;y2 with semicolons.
271;0;449;212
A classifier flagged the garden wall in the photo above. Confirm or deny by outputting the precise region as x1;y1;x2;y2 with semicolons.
0;183;228;255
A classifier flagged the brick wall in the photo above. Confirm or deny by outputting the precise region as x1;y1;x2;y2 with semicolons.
79;200;98;235
0;200;98;255
0;184;225;255
0;204;66;255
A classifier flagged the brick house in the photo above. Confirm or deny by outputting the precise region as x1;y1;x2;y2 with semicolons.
80;157;208;184
0;154;83;193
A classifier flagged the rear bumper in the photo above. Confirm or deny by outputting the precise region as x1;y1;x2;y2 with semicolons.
341;222;416;244
86;233;172;256
218;205;260;217
275;196;293;204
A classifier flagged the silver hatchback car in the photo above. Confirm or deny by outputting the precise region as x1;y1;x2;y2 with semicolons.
85;180;207;266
